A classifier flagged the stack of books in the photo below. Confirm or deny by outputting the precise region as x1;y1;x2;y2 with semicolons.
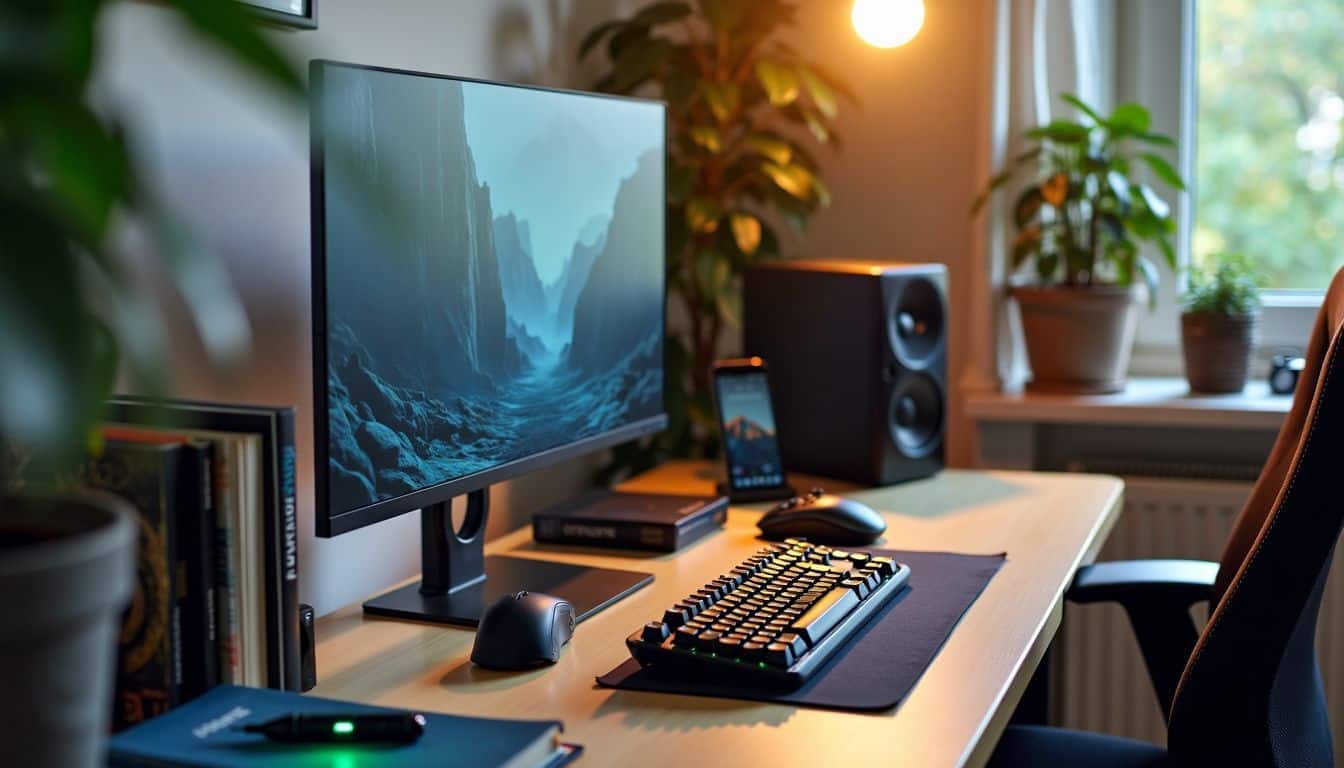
84;397;300;732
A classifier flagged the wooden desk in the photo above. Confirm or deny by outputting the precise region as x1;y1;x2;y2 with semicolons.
314;462;1122;767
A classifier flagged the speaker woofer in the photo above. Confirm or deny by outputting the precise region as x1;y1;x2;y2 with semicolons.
888;372;942;457
888;276;945;368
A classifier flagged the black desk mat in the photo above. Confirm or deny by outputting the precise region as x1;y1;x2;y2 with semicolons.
596;549;1005;712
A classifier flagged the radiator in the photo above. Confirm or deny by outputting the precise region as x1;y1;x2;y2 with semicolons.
1054;472;1344;761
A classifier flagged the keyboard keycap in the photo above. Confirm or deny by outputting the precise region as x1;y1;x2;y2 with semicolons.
642;622;670;643
663;607;691;627
764;642;795;667
789;585;861;644
674;627;699;647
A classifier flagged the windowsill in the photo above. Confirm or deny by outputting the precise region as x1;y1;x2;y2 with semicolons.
966;377;1290;430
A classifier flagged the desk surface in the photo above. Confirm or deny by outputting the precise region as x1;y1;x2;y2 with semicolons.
314;462;1123;767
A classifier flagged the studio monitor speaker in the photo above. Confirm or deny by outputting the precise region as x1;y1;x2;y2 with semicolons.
744;260;947;486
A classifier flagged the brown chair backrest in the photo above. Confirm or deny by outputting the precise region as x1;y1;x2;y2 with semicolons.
1168;267;1344;765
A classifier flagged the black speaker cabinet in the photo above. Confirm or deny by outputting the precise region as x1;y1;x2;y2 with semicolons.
744;260;947;486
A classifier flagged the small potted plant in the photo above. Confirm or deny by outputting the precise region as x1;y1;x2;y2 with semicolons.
973;95;1186;393
1181;255;1262;394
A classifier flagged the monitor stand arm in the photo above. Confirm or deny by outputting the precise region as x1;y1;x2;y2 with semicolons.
418;490;487;595
361;487;653;627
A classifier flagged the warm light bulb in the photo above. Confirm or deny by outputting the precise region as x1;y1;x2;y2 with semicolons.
852;0;925;48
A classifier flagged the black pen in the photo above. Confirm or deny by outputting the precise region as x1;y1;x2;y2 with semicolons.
241;713;426;744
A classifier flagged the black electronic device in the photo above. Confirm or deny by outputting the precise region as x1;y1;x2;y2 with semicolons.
1270;352;1305;394
744;260;947;486
242;712;426;744
756;487;887;545
310;60;665;626
711;357;796;503
470;592;576;670
626;539;911;687
532;491;728;552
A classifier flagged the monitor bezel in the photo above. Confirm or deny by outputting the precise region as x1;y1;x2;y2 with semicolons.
310;59;668;538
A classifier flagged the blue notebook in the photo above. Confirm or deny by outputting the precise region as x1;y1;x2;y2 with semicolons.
108;685;572;767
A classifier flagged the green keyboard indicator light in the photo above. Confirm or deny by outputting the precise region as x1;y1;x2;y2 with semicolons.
332;721;355;736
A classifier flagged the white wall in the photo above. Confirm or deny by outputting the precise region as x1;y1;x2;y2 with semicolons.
95;0;991;616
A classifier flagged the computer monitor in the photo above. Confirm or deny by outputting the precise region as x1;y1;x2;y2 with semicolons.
310;60;666;625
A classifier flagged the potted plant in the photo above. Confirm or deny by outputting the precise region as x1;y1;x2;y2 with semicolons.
1181;255;1262;394
973;95;1187;393
580;0;853;477
0;4;298;766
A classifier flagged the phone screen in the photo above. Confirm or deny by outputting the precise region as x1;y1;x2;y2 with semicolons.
715;370;787;491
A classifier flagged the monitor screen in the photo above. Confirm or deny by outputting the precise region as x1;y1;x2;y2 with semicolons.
312;62;666;533
715;371;786;491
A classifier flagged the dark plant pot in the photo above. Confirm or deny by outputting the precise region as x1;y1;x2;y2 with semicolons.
1011;285;1142;394
0;492;136;768
1181;311;1259;394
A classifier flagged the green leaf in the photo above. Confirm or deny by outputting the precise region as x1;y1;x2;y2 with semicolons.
755;59;799;106
717;288;743;328
609;37;672;92
1157;236;1177;271
1060;93;1105;125
971;168;1016;213
1135;132;1175;147
686;197;723;233
1137;255;1161;308
1137;184;1172;219
1106;170;1132;208
744;133;793;165
689;125;723;152
1107;103;1151;135
803;110;829;143
811;175;832;207
1139;152;1186;190
607;23;652;61
798;66;837;118
702;81;741;121
579;20;624;59
761;162;813;199
1025;120;1090;144
729;213;762;254
1014;186;1044;227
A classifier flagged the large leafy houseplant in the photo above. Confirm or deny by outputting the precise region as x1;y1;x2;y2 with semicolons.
580;0;853;476
972;94;1187;393
0;3;299;765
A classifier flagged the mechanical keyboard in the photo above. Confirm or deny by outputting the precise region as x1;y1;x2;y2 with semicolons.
626;538;910;687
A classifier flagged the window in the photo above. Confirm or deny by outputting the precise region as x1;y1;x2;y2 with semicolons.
1194;0;1344;293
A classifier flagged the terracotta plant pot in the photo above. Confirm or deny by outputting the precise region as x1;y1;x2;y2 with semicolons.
0;492;137;768
1011;285;1141;394
1181;312;1259;394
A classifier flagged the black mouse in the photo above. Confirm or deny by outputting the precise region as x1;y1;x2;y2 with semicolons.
470;591;575;670
756;487;887;545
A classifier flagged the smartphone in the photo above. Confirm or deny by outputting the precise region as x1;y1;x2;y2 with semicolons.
712;357;796;502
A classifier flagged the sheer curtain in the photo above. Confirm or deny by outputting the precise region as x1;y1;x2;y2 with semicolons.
966;0;1114;396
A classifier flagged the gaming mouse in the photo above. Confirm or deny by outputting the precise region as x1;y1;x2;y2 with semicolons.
470;591;576;670
756;487;887;545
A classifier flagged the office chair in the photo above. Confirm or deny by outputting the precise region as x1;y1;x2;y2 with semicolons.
991;266;1344;768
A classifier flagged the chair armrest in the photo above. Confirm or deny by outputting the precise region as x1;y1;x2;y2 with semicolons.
1068;559;1219;606
1064;559;1219;724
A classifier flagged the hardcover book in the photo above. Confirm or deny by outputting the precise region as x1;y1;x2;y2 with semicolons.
108;685;570;768
79;439;184;730
533;491;728;552
108;397;300;692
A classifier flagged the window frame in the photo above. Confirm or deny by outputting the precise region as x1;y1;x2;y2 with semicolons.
1127;0;1323;377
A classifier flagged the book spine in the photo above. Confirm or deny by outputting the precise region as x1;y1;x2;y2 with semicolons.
174;442;217;702
212;444;240;685
263;409;300;691
533;517;679;552
675;505;729;549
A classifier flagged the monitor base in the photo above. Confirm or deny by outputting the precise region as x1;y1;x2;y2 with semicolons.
360;489;651;627
362;554;652;627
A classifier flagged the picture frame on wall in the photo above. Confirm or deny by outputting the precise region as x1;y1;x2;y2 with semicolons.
239;0;317;29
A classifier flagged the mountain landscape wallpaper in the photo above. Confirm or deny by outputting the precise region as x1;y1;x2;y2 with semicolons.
717;373;785;489
319;65;664;513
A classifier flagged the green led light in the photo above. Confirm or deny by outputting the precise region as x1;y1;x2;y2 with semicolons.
758;662;767;669
332;721;355;735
